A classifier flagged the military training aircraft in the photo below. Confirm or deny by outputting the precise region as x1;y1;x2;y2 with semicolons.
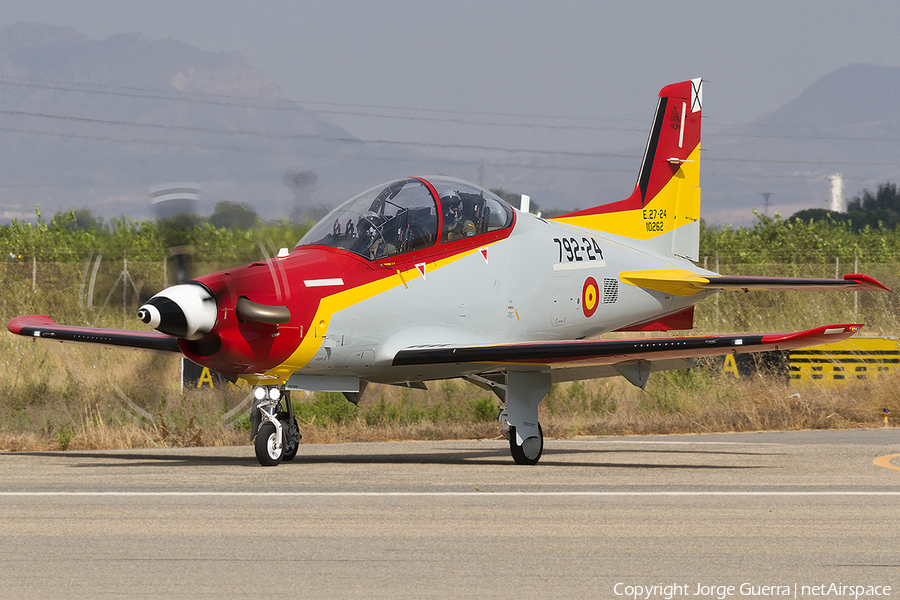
8;78;889;466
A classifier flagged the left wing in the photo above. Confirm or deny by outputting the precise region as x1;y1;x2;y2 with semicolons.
7;315;181;353
393;324;862;386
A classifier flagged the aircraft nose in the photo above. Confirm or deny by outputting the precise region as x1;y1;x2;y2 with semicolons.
137;283;216;340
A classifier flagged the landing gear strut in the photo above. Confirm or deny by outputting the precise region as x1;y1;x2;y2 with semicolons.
497;371;551;465
252;386;301;466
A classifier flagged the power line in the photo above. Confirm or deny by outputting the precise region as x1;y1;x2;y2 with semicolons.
3;105;900;168
2;75;899;141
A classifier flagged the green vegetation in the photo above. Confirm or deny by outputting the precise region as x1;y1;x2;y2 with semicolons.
2;182;900;451
3;206;310;264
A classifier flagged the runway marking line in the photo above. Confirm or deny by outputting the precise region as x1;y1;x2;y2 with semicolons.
2;491;900;497
873;454;900;472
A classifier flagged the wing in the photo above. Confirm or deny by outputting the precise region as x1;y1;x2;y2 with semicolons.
619;270;889;296
7;315;181;353
392;324;863;387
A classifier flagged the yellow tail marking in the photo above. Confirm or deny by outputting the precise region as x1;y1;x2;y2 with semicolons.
552;144;700;239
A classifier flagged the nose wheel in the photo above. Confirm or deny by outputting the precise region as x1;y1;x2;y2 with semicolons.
255;421;283;466
252;386;301;466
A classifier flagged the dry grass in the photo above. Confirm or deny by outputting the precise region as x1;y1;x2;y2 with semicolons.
4;257;899;452
3;322;899;453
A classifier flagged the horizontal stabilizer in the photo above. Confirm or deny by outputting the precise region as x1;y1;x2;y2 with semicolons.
7;315;181;353
703;274;890;292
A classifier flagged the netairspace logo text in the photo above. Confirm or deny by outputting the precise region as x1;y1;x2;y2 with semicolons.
613;583;892;600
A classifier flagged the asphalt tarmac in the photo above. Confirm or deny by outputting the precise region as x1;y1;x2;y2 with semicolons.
2;429;899;599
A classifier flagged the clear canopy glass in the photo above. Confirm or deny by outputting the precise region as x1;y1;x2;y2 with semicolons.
296;176;514;261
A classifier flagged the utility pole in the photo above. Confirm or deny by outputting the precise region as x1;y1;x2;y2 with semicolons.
761;192;773;216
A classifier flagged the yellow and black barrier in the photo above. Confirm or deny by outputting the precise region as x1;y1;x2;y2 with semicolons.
788;337;900;385
709;337;899;386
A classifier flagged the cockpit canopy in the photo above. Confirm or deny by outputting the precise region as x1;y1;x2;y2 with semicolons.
295;176;515;261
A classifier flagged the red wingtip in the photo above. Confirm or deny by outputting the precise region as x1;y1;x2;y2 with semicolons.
7;315;58;335
844;274;890;291
761;324;864;346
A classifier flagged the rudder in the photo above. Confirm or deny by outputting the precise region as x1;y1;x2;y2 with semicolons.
552;78;703;261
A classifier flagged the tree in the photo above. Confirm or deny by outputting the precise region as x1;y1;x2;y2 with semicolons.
209;201;259;231
52;208;99;231
787;208;846;225
789;182;900;232
845;182;900;230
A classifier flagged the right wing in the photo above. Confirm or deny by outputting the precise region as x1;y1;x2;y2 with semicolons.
393;324;863;387
8;315;181;353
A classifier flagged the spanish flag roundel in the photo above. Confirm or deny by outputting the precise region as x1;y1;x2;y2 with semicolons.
582;277;599;318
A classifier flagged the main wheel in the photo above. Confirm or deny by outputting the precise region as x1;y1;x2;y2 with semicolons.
254;422;283;466
509;423;543;465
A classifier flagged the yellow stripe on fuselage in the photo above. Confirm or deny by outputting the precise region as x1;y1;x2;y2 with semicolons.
263;246;487;382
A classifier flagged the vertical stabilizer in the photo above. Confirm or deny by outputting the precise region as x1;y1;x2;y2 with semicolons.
552;79;702;261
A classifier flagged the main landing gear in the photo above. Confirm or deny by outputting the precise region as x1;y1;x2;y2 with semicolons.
485;371;551;465
251;386;301;466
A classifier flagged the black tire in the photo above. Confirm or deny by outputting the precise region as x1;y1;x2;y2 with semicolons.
254;422;283;466
509;423;543;466
282;418;301;462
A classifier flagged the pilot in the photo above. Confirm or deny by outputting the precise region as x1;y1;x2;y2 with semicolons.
359;212;397;259
442;195;475;241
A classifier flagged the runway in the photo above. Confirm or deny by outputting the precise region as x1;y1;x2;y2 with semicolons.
2;429;898;599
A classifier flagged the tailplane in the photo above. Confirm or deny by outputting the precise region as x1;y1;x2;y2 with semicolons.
552;78;703;261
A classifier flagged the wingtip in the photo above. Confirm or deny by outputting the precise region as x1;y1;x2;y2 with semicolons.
761;323;864;346
7;315;57;335
844;274;890;291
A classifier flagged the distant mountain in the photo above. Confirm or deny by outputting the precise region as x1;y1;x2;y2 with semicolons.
0;23;382;223
761;64;900;129
1;24;897;230
701;64;900;225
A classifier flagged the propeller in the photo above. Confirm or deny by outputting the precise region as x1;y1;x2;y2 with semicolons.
142;184;293;347
138;239;292;344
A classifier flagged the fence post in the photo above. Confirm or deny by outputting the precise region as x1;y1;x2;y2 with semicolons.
854;248;858;319
714;251;720;329
32;256;36;293
123;251;128;329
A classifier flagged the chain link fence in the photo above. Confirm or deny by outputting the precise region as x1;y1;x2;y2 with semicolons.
0;255;221;329
694;256;900;336
2;254;898;335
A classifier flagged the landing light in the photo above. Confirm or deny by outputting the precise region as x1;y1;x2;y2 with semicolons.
254;386;282;402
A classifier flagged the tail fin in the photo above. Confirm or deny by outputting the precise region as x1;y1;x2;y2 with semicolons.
552;78;703;261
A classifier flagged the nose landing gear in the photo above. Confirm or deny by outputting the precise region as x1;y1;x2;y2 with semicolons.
251;386;301;466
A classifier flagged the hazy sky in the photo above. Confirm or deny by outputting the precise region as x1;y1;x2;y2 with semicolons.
4;0;900;151
2;0;900;224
